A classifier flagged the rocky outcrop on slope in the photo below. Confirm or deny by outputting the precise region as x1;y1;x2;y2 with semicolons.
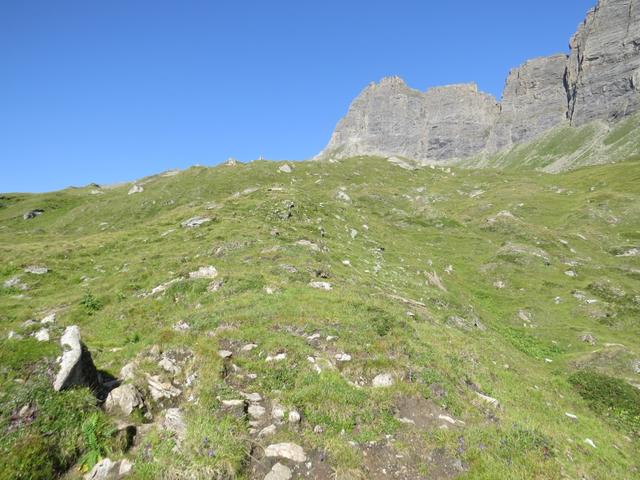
318;0;640;165
321;78;498;161
490;54;570;151
567;0;640;125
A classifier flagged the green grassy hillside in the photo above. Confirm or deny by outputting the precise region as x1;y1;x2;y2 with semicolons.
1;156;639;479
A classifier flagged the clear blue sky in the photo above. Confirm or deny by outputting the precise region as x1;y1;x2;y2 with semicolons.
1;0;595;192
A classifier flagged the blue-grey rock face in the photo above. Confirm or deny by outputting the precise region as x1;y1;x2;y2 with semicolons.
318;0;640;164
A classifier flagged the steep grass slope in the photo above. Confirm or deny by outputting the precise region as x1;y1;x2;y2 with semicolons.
1;157;639;479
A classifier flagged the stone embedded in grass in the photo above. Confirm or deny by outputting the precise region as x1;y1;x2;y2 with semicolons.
241;343;258;352
105;384;145;416
3;276;28;290
264;442;307;463
309;281;332;291
475;391;500;408
162;408;187;441
24;265;48;275
288;410;301;423
7;331;22;340
295;239;321;252
22;209;44;220
565;412;578;420
335;353;352;362
266;352;287;362
264;462;292;480
259;424;277;437
335;189;351;202
207;279;224;292
41;312;56;324
83;457;132;480
241;392;263;402
172;320;191;332
218;350;233;359
372;373;394;388
147;375;181;401
565;270;577;277
278;164;293;173
53;325;100;392
584;438;597;449
248;404;266;419
181;216;211;228
188;266;218;279
128;184;144;195
120;362;137;381
34;328;49;342
579;333;596;345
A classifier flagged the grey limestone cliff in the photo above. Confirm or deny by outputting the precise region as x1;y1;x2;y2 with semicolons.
318;0;640;165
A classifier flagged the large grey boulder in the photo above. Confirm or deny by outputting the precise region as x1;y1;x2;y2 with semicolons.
53;326;100;392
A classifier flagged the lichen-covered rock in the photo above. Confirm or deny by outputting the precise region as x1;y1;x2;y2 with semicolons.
53;326;100;392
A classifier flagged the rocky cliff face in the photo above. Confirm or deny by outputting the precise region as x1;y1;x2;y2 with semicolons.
318;0;640;164
323;78;499;161
567;0;640;125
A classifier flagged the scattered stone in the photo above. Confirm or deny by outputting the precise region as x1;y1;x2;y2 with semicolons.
579;333;597;345
7;331;22;340
120;362;137;381
241;392;263;402
128;184;143;195
34;328;49;342
271;403;285;420
105;384;144;416
24;266;48;275
53;326;100;392
23;209;44;220
342;259;351;266
584;438;597;449
264;462;292;480
259;424;277;437
266;353;287;362
248;404;266;419
162;408;187;441
181;216;211;228
565;413;578;420
313;425;323;434
207;279;224;292
241;343;258;352
147;375;182;401
218;350;233;359
288;410;301;423
221;399;247;418
41;312;56;324
475;392;500;408
278;164;293;173
493;280;506;289
264;442;307;463
631;359;640;375
335;190;351;202
372;373;394;388
565;270;577;277
188;266;218;279
335;353;352;362
172;320;191;332
3;276;28;290
295;239;320;252
280;264;297;273
83;458;132;479
309;281;332;291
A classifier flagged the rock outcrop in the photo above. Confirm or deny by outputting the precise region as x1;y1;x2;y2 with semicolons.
567;0;640;125
318;0;640;165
